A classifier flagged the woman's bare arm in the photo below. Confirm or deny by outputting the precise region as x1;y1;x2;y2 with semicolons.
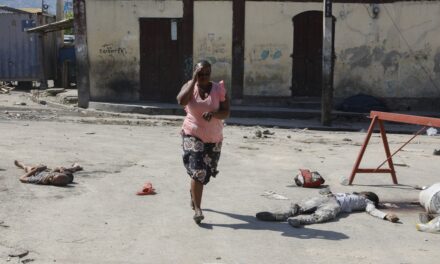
212;94;230;120
177;66;201;106
19;168;38;183
202;94;231;121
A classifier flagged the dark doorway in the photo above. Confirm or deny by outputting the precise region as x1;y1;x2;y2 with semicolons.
291;11;325;97
139;18;183;102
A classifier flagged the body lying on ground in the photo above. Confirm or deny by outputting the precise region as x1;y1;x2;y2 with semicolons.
14;160;82;186
256;191;399;227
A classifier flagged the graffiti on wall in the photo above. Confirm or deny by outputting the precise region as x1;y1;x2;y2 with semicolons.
248;44;287;63
99;43;128;56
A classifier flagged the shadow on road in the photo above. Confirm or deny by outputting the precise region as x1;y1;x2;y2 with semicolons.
201;209;349;240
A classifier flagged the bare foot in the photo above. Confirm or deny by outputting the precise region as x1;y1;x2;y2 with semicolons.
71;163;83;171
14;160;25;169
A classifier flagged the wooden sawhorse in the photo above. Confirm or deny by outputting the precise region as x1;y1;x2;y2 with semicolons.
349;111;440;185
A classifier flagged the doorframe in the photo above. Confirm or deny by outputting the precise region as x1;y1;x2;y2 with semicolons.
291;10;336;98
138;18;184;102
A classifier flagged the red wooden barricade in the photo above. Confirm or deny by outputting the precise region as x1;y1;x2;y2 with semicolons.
349;111;440;185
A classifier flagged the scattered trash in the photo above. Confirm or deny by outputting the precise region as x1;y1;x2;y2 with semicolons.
8;249;29;258
21;259;35;263
419;183;440;214
294;169;325;188
44;88;66;96
262;130;275;135
340;176;350;186
0;84;15;94
294;148;302;152
416;216;440;233
14;102;26;106
0;221;9;228
238;146;259;150
342;138;352;142
414;185;429;190
433;149;440;156
39;100;47;105
287;135;291;139
243;136;248;139
85;132;96;135
319;187;332;195
261;191;289;200
136;182;156;195
426;127;438;136
394;162;409;167
255;130;262;138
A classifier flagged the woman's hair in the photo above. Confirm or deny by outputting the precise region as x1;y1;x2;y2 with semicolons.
196;60;211;68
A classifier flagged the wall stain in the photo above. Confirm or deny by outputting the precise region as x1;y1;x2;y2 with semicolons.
339;45;372;68
381;50;401;73
91;60;139;101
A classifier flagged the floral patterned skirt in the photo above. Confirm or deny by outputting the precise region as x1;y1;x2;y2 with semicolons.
182;133;222;185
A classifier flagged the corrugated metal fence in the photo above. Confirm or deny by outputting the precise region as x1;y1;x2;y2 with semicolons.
0;12;56;81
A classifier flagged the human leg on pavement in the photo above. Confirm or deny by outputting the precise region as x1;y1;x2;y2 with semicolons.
288;197;341;227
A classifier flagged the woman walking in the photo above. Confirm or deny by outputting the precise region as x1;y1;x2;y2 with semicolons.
177;60;230;224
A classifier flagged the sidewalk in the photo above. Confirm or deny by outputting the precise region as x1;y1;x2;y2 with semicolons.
29;89;438;133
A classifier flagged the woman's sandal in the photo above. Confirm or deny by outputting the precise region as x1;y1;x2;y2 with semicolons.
193;209;204;224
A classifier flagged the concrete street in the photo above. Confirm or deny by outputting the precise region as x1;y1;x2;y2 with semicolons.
1;92;439;263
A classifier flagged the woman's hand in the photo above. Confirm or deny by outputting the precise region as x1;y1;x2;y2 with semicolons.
192;65;202;82
202;112;213;122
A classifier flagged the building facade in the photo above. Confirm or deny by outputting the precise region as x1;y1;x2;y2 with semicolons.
83;0;440;110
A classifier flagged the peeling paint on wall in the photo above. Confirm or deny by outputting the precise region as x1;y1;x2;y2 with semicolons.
339;45;372;68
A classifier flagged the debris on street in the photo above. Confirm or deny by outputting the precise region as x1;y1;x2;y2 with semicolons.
0;83;14;94
261;191;288;200
8;249;29;258
416;216;440;233
294;169;325;188
136;182;156;195
426;127;438;136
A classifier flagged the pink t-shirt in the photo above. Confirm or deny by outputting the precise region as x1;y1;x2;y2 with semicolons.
182;81;226;143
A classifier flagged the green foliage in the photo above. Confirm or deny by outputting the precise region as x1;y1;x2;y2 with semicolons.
64;11;73;35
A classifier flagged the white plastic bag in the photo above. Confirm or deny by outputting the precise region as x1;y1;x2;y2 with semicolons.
416;216;440;233
426;127;438;136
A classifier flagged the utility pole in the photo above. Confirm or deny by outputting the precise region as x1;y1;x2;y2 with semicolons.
73;0;90;108
321;0;335;126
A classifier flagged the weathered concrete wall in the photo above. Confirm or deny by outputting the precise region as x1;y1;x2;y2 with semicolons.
334;2;440;100
86;0;183;102
193;1;232;93
245;1;440;101
245;2;320;96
